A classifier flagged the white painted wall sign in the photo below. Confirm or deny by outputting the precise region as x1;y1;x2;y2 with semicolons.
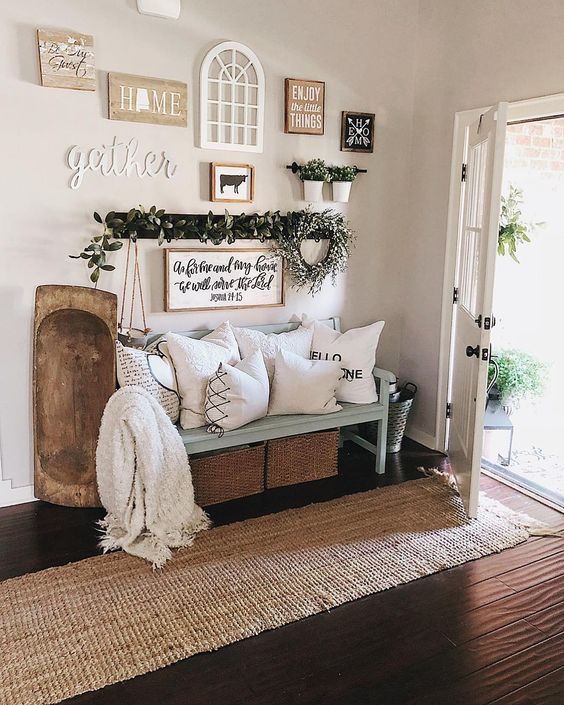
37;28;96;91
66;136;178;189
164;248;284;311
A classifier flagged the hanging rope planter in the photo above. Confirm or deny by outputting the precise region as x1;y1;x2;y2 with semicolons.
117;239;151;348
272;208;355;295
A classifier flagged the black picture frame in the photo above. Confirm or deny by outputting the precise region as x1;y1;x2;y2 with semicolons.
341;111;375;153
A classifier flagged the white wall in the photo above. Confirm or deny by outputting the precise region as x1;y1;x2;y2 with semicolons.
400;0;564;442
0;0;419;490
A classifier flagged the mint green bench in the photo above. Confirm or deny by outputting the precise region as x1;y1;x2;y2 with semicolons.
148;318;394;474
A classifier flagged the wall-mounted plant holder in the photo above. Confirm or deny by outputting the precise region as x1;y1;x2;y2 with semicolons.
286;162;367;204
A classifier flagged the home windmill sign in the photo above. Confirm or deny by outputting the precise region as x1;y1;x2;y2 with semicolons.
108;72;188;127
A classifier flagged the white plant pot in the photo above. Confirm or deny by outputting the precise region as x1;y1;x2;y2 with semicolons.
332;181;352;203
302;180;324;202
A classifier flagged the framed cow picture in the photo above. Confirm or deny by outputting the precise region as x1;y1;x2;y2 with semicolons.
210;162;255;203
341;111;375;153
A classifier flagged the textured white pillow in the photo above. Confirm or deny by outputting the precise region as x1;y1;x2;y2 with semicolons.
233;325;313;380
166;325;240;429
304;318;385;404
115;341;180;422
268;350;342;416
205;350;269;435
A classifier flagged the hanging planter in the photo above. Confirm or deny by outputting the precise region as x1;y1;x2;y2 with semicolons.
117;238;151;348
299;159;329;203
329;165;357;203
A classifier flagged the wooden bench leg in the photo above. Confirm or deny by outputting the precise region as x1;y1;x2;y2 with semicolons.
375;418;386;475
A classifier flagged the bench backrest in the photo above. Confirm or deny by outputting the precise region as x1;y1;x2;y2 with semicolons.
146;317;341;346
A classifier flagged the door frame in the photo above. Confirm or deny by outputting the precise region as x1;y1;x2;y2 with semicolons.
437;91;564;452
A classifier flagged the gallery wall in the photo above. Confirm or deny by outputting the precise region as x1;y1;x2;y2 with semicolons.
401;0;564;444
0;0;419;492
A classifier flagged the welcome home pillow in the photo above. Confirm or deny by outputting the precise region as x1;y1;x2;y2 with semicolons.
303;317;385;404
233;325;313;380
115;341;180;423
205;350;269;435
268;349;342;416
166;323;241;429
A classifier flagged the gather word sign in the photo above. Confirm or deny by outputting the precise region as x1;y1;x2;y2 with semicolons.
66;136;178;190
164;248;284;311
109;72;188;128
284;78;325;135
37;28;96;91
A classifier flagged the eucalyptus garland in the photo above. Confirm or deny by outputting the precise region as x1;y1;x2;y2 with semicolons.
70;206;285;284
273;208;355;295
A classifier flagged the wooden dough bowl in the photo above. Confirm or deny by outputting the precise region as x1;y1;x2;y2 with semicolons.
33;285;117;507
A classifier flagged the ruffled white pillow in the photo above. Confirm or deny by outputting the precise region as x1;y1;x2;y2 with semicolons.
268;349;342;416
233;324;313;380
205;350;269;435
166;322;241;429
303;317;385;404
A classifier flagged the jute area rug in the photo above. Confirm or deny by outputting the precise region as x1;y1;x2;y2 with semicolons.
1;473;538;705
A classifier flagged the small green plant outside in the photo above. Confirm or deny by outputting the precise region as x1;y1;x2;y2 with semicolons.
299;159;329;182
329;165;357;182
498;185;543;263
489;348;548;404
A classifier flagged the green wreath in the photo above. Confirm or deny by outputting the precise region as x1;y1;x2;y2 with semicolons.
273;208;355;295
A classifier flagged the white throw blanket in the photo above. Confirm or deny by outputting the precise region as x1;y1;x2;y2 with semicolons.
96;386;210;567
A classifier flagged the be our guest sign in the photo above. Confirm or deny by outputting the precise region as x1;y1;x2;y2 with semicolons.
164;249;285;312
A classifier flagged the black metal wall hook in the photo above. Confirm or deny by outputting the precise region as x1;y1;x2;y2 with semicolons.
285;161;367;174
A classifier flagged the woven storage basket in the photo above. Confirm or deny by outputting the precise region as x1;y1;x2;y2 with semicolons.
190;443;265;506
360;397;414;454
266;430;339;489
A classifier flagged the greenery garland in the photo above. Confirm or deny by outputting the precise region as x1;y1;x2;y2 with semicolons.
70;206;285;284
272;208;355;295
70;205;354;293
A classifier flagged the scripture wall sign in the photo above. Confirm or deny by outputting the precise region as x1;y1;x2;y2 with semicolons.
37;28;96;91
164;248;284;311
284;78;325;135
108;72;188;127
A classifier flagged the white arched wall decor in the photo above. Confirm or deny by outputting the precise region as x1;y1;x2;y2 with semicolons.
200;41;265;153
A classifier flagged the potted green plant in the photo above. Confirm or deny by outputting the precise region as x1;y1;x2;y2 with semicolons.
329;165;357;203
498;185;543;262
298;159;329;202
489;348;548;414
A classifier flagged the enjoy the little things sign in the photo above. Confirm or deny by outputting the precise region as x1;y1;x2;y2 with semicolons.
164;248;285;311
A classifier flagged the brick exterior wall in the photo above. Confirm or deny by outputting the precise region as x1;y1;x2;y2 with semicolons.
505;117;564;177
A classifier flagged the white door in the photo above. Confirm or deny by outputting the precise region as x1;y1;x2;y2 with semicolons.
448;103;508;517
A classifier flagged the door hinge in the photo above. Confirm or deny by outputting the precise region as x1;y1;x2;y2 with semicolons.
453;287;459;304
461;163;467;182
446;402;453;419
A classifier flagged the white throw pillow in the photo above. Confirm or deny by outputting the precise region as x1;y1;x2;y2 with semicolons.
166;324;240;429
303;318;385;404
205;350;269;435
115;341;180;423
233;325;313;380
268;349;342;416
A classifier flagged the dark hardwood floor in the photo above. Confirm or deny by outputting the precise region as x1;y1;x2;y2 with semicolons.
1;439;563;705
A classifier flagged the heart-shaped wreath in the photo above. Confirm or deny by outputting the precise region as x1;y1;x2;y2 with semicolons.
273;208;355;295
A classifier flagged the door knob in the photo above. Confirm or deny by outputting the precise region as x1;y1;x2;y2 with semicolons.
466;344;480;358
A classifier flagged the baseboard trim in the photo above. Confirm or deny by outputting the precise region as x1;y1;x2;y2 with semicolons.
405;426;438;451
0;479;36;508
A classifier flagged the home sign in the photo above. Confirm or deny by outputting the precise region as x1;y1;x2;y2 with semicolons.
164;248;285;312
37;28;96;90
108;72;188;127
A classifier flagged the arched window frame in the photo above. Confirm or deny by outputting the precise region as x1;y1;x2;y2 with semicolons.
199;41;265;153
